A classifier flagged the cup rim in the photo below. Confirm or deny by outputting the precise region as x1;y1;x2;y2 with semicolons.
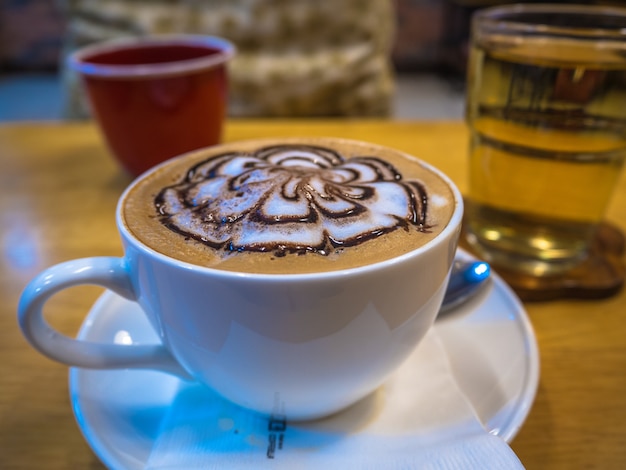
116;138;464;281
473;3;626;39
67;34;236;79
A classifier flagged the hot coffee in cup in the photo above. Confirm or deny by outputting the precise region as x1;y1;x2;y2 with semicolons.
124;138;456;274
19;138;463;420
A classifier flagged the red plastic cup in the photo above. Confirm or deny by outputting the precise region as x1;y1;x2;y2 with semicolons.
68;35;235;176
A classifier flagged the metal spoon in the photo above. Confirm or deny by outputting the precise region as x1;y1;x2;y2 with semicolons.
439;259;491;314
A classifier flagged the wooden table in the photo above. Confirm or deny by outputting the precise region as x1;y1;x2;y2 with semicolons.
1;120;625;469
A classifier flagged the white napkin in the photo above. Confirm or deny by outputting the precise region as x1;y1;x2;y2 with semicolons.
146;329;524;469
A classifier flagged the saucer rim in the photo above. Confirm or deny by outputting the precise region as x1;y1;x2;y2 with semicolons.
69;250;539;470
445;250;539;442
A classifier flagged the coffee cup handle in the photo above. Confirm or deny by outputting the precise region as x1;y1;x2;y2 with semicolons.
17;257;191;379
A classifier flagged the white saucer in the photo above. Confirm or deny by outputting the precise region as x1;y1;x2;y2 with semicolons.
69;253;539;470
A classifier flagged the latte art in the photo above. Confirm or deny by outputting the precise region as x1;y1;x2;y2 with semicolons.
123;138;455;274
154;145;431;256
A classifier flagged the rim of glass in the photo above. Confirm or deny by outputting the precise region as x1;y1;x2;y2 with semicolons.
68;35;236;79
474;3;626;39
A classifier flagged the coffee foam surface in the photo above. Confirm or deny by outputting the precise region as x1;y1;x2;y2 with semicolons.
123;138;456;274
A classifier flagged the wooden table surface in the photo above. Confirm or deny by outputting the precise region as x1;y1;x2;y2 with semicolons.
1;120;625;469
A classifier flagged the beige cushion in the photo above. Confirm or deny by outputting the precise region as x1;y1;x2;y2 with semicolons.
60;0;395;118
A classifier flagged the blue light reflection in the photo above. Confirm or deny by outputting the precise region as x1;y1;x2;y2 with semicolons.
2;225;40;270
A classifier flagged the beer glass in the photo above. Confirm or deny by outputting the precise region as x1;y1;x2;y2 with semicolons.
465;4;626;277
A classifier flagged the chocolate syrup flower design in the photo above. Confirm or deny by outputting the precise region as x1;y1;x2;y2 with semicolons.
155;144;430;256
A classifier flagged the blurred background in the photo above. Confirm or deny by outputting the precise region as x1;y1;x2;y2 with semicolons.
0;0;473;121
0;0;608;121
0;0;610;122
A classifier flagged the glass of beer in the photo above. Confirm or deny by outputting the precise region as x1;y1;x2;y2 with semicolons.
464;4;626;277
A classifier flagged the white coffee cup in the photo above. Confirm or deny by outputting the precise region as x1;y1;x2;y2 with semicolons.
18;139;463;420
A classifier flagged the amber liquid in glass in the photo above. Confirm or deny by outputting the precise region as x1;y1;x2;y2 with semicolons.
466;36;626;275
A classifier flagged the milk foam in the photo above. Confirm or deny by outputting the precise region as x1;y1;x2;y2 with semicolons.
154;144;431;256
